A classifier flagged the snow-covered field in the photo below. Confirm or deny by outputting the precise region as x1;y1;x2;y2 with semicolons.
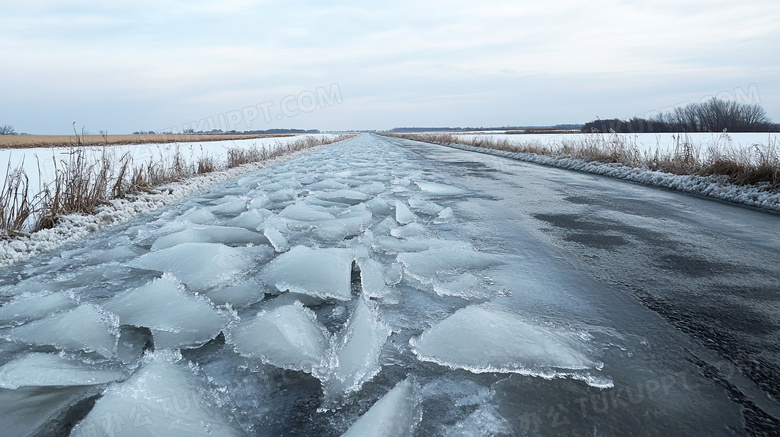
455;132;780;157
0;134;338;198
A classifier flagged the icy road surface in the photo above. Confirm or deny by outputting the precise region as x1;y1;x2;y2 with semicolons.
0;133;779;436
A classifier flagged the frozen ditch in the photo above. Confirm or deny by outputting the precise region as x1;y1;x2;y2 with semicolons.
0;134;613;436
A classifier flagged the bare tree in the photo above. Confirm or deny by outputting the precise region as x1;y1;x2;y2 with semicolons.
584;98;772;133
0;125;15;135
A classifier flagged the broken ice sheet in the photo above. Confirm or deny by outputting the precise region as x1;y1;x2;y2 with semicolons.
70;352;248;437
437;207;455;221
356;257;388;299
264;227;290;252
365;197;392;215
313;216;370;242
408;197;445;216
398;246;500;282
260;246;354;302
130;242;254;291
432;273;491;300
307;179;349;191
445;404;513;437
390;223;428;239
0;292;76;327
4;304;118;358
0;385;101;437
227;209;270;230
411;304;608;386
394;200;416;225
206;280;265;308
100;275;229;350
279;203;335;221
341;377;420;437
322;298;390;401
228;301;330;374
150;225;267;251
0;353;126;389
414;181;468;197
317;189;371;205
179;207;217;224
208;198;249;216
311;204;372;242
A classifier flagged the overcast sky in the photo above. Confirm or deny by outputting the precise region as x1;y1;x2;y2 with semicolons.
2;0;779;134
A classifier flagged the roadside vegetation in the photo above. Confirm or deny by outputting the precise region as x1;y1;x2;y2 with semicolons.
0;135;351;237
384;132;780;189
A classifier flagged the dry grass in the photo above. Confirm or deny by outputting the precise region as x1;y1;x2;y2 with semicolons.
197;156;217;174
386;133;780;188
35;148;114;230
228;135;352;168
0;160;33;235
0;133;292;149
0;134;355;236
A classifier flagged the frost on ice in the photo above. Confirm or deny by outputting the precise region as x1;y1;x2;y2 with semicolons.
323;298;390;400
130;242;253;291
4;304;118;358
260;246;354;301
100;275;229;350
228;301;330;373
0;353;126;389
341;377;420;437
411;304;604;384
70;353;248;437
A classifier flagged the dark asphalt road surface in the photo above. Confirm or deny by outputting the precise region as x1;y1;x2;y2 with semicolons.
387;135;780;435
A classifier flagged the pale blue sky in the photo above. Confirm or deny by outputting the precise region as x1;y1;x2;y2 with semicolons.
2;0;779;133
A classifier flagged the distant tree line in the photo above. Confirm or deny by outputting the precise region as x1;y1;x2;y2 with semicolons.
582;98;778;133
0;125;16;135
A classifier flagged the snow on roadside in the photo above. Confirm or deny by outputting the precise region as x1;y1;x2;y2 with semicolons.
434;141;780;213
0;144;329;268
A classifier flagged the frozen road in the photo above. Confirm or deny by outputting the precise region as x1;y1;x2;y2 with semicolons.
0;133;778;436
390;134;780;435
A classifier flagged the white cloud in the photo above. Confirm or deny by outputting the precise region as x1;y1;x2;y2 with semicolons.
1;0;778;133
